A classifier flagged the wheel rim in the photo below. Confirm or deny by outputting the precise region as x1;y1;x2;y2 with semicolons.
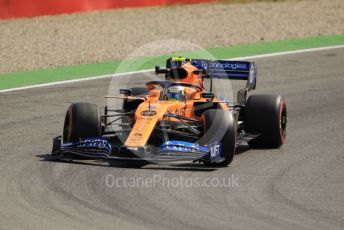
280;104;287;141
63;108;72;142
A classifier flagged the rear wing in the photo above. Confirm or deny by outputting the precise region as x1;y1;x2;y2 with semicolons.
166;58;257;90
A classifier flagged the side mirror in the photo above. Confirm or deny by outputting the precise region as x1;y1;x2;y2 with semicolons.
155;65;160;75
201;92;214;99
119;89;131;95
155;65;168;75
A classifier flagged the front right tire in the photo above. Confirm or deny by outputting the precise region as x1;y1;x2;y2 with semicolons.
122;87;149;123
202;109;236;167
63;102;101;143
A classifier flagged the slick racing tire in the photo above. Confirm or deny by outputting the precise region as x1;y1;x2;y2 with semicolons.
202;109;236;167
122;87;149;122
63;102;102;143
245;94;287;148
122;87;149;112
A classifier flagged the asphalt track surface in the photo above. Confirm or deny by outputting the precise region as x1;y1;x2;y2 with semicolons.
0;48;344;230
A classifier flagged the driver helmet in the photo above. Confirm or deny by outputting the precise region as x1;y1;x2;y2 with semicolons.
165;86;186;101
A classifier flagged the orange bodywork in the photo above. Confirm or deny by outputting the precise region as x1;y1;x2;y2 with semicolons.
177;63;205;88
122;62;229;147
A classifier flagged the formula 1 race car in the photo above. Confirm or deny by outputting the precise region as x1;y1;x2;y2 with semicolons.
51;57;287;167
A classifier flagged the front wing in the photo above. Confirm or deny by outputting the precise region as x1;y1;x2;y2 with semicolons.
51;136;222;164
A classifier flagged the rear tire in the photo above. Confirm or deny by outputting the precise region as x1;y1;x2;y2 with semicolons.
245;94;287;148
202;109;236;167
63;103;101;143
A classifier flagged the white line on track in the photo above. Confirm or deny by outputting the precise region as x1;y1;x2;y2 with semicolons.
232;45;344;60
1;45;343;94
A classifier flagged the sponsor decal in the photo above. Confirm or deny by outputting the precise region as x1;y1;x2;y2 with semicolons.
210;142;222;163
133;133;142;137
192;60;249;71
76;138;112;152
212;62;248;70
131;132;143;140
141;110;157;116
138;117;153;120
148;104;157;109
135;122;146;133
174;108;186;116
218;96;229;103
192;60;208;69
160;141;208;153
162;145;196;152
130;132;143;141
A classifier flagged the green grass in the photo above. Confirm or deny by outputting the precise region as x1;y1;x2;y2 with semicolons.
0;34;343;90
